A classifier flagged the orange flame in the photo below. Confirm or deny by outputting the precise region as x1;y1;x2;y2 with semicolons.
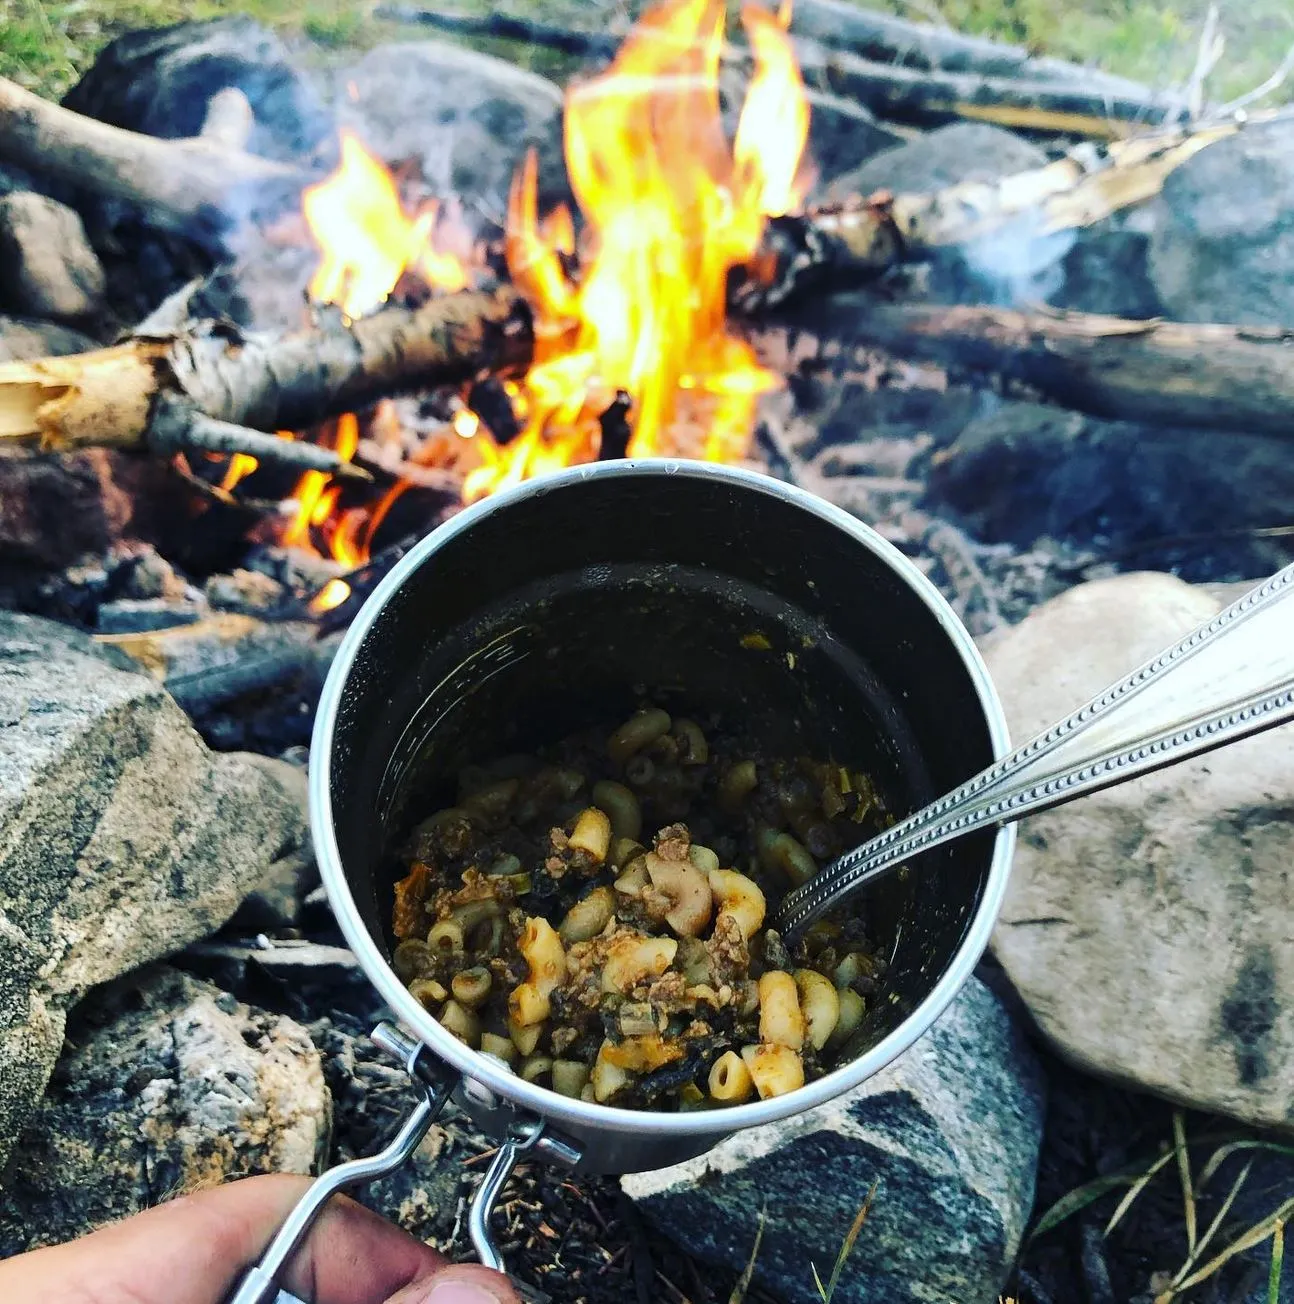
304;131;469;318
255;0;808;595
464;0;809;500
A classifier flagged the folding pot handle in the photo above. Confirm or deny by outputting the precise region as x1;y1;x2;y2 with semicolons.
226;1023;455;1304
225;1023;585;1304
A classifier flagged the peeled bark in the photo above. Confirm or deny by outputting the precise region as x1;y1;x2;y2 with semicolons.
0;288;533;471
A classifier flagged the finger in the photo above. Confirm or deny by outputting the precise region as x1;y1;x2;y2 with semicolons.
381;1264;524;1304
0;1173;446;1304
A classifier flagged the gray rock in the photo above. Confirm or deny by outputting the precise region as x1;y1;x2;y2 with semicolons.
805;92;904;190
1148;120;1294;326
229;760;315;930
1050;208;1163;320
833;124;1067;304
330;42;567;213
0;314;97;362
843;122;1047;195
623;978;1045;1304
0;612;309;1168
985;573;1294;1130
61;17;333;164
0;967;328;1252
0;192;106;322
925;399;1294;579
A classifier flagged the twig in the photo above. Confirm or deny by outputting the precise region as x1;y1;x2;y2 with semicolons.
728;1208;766;1304
1217;41;1294;117
1183;4;1224;123
157;407;371;481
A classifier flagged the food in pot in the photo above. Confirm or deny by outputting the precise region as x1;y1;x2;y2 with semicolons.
388;706;893;1111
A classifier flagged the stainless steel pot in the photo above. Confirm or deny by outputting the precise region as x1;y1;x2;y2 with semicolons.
230;459;1016;1302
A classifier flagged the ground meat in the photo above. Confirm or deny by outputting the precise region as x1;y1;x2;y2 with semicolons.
388;704;891;1112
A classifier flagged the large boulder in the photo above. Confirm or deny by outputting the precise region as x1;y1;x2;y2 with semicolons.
0;967;328;1252
330;42;568;213
986;573;1294;1130
61;17;332;163
0;612;309;1169
1147;120;1294;327
622;978;1045;1304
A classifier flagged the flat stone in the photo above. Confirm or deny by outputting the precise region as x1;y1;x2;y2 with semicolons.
623;978;1045;1304
0;967;328;1252
95;597;207;634
0;612;309;1168
1148;120;1294;327
985;573;1294;1131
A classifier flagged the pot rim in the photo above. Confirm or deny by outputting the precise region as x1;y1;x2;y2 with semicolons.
310;459;1016;1140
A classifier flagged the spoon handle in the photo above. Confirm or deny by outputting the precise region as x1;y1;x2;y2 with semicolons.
772;562;1294;943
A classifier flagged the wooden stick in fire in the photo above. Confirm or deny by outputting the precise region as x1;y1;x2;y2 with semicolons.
0;288;534;474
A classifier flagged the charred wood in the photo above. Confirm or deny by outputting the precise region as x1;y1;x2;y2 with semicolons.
0;76;309;244
810;298;1294;438
164;647;315;714
306;536;422;635
737;118;1249;311
0;288;534;475
597;391;633;461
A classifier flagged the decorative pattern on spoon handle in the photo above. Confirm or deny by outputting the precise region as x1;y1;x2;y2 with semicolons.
773;563;1294;942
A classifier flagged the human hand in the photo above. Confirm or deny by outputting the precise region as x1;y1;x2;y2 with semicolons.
0;1172;520;1304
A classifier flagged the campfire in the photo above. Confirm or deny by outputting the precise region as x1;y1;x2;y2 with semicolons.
1;1;1294;1302
213;0;813;583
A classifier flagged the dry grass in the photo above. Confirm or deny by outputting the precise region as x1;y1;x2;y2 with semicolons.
1028;1110;1294;1303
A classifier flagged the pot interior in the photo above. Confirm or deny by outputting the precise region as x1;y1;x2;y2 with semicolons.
326;466;1000;1075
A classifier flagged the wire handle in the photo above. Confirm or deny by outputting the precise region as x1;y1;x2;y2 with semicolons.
772;561;1294;942
226;1023;453;1304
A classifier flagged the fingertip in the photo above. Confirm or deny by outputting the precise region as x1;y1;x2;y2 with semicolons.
384;1263;523;1304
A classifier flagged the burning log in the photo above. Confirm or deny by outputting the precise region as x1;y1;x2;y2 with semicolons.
0;288;533;475
738;117;1254;311
815;298;1294;438
0;75;310;243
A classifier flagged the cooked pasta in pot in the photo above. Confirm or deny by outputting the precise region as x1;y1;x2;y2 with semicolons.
389;705;893;1112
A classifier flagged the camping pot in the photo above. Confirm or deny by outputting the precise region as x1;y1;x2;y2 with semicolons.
229;460;1016;1303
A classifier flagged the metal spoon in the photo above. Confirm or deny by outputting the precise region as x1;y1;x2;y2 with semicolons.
770;561;1294;944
